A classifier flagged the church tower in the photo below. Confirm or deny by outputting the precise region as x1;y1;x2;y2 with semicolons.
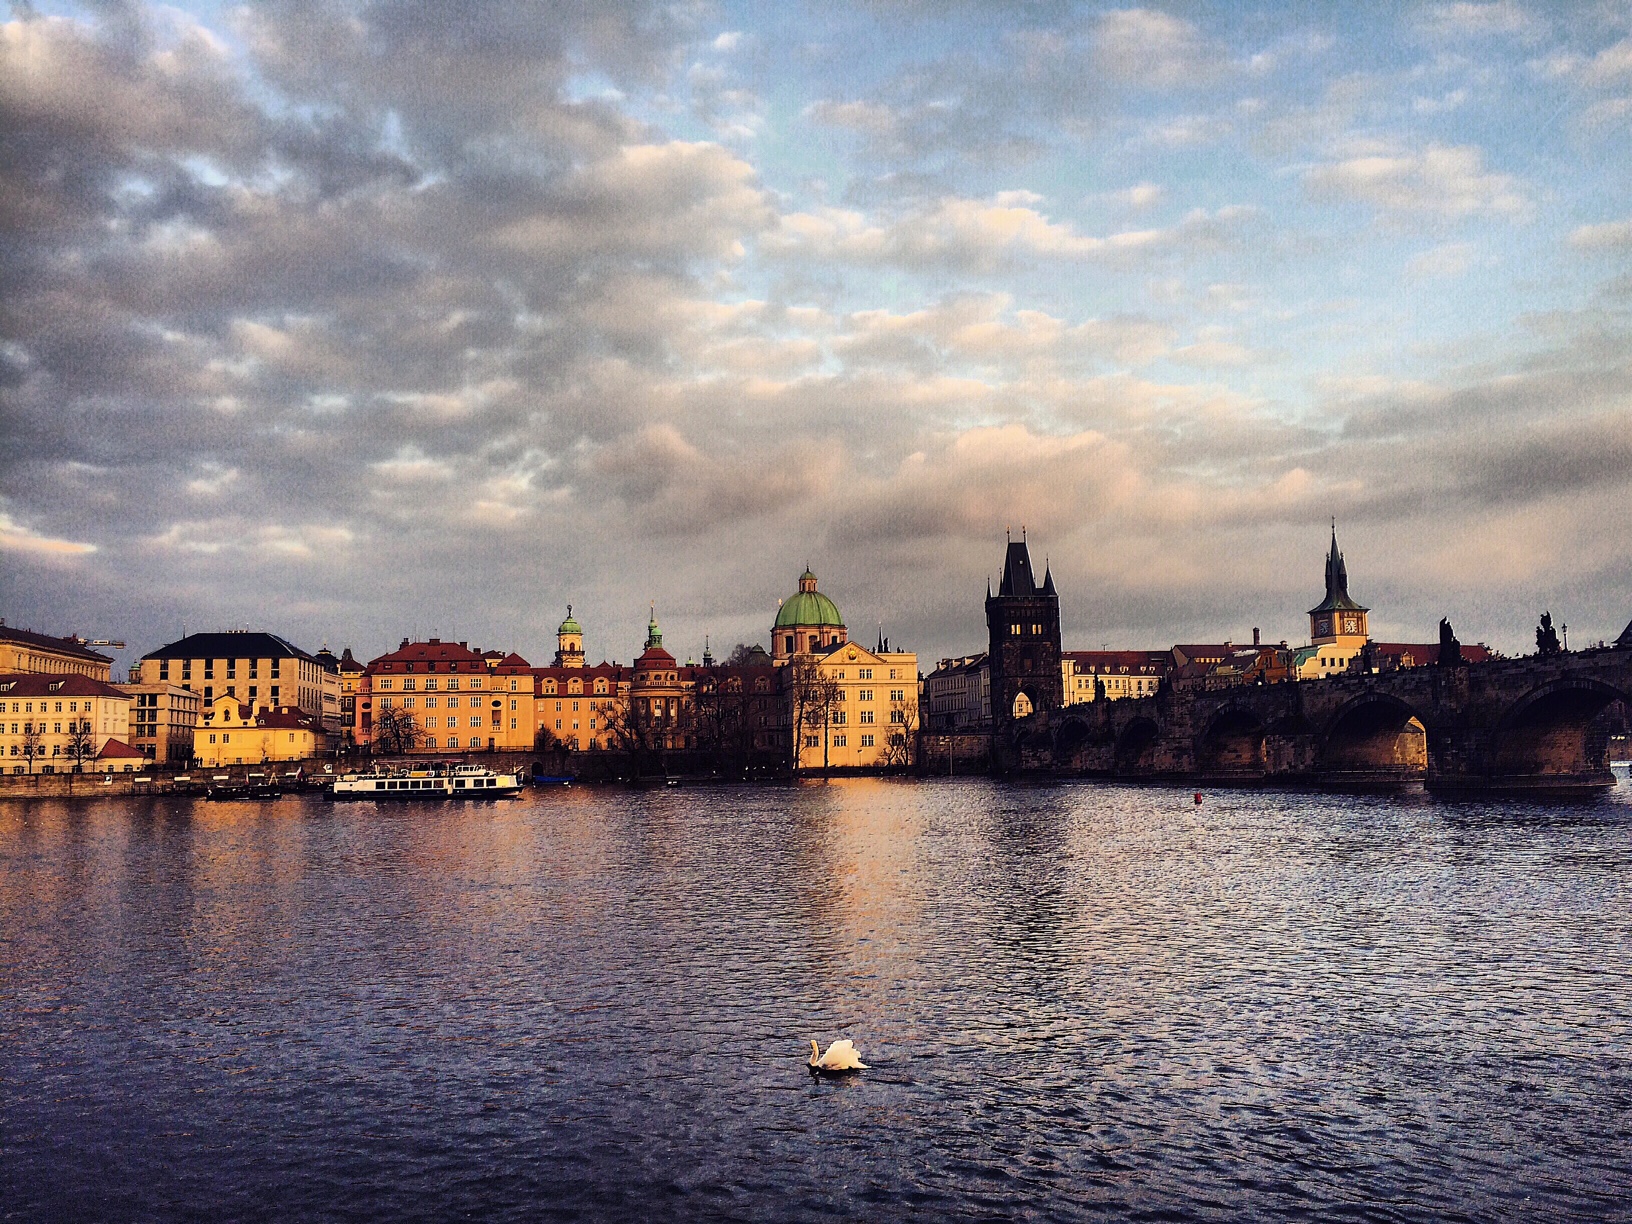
1308;526;1369;649
985;534;1062;744
554;606;585;669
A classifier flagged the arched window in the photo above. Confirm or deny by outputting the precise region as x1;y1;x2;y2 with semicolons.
1012;692;1033;719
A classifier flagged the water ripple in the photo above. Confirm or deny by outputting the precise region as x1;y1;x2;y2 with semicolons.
2;773;1630;1221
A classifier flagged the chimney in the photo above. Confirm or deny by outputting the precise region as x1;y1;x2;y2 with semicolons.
399;638;409;650
1253;627;1261;647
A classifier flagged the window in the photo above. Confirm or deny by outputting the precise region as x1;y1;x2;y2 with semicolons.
833;735;847;747
858;690;872;702
890;690;904;702
861;734;874;747
204;661;214;679
448;677;460;690
834;711;846;725
425;678;438;691
510;718;517;729
859;710;874;724
471;678;483;689
469;716;480;728
270;687;279;702
227;660;236;678
448;736;459;748
159;661;170;680
804;735;819;748
403;677;416;691
509;699;518;711
890;710;905;723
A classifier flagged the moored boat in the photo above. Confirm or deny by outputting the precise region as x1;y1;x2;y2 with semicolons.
329;762;523;799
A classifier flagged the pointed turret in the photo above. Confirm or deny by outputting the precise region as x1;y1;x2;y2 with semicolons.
646;604;662;650
1308;525;1370;646
998;540;1038;597
1616;616;1632;649
1041;563;1057;597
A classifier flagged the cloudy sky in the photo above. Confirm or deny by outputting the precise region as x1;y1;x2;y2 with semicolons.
3;0;1631;673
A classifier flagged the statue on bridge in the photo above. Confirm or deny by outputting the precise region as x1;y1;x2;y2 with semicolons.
1438;617;1465;667
1536;611;1562;657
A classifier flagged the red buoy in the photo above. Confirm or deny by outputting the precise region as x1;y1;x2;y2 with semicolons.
1194;792;1203;805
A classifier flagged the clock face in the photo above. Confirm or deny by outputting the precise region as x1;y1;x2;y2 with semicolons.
1343;616;1358;634
1316;617;1331;637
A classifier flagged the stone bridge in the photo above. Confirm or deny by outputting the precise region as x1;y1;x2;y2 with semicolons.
1008;644;1632;796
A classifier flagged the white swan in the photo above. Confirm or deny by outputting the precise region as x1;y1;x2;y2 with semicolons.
809;1038;868;1073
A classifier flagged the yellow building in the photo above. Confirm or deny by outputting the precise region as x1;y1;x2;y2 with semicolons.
195;695;323;766
0;673;131;772
356;638;536;754
0;622;114;680
789;641;918;771
1061;651;1168;703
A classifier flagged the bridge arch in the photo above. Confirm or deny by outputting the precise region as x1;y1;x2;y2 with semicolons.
1198;705;1267;776
1320;693;1430;782
1490;677;1630;781
1054;716;1096;772
1114;717;1160;774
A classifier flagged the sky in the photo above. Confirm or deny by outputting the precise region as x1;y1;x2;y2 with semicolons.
3;0;1631;676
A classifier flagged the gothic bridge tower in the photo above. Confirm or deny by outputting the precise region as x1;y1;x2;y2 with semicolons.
986;534;1062;745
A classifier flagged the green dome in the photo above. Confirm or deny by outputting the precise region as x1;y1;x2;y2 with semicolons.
558;606;582;635
775;592;843;627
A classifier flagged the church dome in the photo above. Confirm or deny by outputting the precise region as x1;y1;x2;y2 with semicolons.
558;606;582;635
774;569;844;628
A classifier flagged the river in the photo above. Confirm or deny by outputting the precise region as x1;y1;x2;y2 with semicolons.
3;774;1631;1221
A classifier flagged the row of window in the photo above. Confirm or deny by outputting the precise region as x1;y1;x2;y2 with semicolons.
3;700;98;713
159;660;282;681
375;676;499;691
4;721;92;734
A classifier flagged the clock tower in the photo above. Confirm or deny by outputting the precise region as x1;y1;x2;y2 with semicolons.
1308;525;1369;649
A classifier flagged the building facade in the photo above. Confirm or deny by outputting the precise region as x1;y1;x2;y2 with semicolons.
0;622;114;680
924;654;991;732
120;682;203;764
137;631;338;726
0;674;131;772
985;537;1062;740
1062;651;1169;703
787;640;918;771
195;696;324;766
355;638;536;755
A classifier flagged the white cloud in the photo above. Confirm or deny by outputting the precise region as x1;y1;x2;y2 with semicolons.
1568;218;1632;250
767;196;1254;272
1417;2;1543;43
1305;144;1528;220
1092;9;1223;89
0;512;96;557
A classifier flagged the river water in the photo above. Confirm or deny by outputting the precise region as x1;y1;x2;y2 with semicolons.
3;774;1631;1222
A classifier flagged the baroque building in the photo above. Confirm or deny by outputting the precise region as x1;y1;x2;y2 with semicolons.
985;536;1062;741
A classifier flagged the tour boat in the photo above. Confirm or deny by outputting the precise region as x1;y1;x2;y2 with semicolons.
329;762;523;799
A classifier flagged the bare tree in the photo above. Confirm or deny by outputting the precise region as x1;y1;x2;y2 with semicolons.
882;690;919;769
605;693;665;776
372;703;422;755
20;722;43;774
785;653;841;774
723;643;760;666
66;719;95;772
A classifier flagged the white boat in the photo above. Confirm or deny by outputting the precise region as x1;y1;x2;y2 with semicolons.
329;762;523;799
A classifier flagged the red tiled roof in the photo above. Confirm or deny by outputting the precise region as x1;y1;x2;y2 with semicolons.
0;673;128;699
254;705;318;730
494;652;532;669
95;737;146;759
368;639;489;672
